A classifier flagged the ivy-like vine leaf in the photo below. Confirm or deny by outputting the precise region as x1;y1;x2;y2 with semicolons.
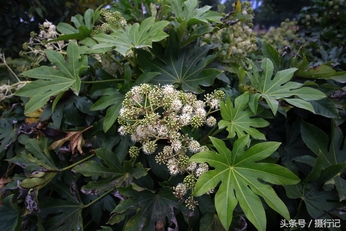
138;31;222;93
109;186;179;230
93;17;169;56
72;148;147;194
40;182;84;231
218;92;269;140
190;136;300;231
301;121;346;201
246;58;326;115
16;41;88;113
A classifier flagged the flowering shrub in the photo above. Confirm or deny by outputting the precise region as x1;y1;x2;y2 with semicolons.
0;1;345;231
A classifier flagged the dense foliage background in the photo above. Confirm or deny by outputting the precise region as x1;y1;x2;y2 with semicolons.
1;0;345;230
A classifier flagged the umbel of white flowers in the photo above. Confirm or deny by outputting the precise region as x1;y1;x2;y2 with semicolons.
117;83;224;209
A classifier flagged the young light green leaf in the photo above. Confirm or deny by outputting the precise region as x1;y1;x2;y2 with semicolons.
16;41;88;113
246;58;326;115
93;17;169;56
218;92;269;140
190;136;300;231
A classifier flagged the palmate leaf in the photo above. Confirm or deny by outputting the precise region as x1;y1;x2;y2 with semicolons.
72;148;147;194
284;154;346;219
90;88;125;133
138;31;222;93
109;186;179;231
93;17;169;56
301;121;346;201
40;182;84;231
0;118;17;156
190;136;300;231
8;137;59;190
169;0;222;25
218;92;269;140
246;58;326;115
16;41;88;113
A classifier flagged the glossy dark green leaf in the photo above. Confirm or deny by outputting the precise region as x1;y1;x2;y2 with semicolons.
199;213;226;231
138;33;221;93
295;56;336;79
0;195;20;231
39;181;84;231
90;89;124;132
73;148;147;192
261;41;280;72
301;121;346;201
110;186;179;230
0;118;17;155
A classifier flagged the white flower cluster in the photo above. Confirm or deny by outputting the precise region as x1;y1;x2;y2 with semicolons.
0;82;28;101
118;84;224;157
117;84;224;209
21;20;67;67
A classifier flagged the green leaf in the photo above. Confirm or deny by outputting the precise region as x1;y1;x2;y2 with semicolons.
0;195;20;231
284;183;341;219
40;182;84;231
8;137;59;189
93;17;169;56
190;136;300;231
310;98;339;118
295;56;336;79
73;148;147;192
0;118;17;155
16;41;88;113
301;121;346;201
246;58;326;115
199;213;226;231
138;32;222;93
261;41;280;72
109;186;179;230
169;0;222;25
218;92;269;140
90;89;125;132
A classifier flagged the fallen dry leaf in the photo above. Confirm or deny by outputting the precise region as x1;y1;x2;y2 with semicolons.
49;126;92;156
0;177;11;190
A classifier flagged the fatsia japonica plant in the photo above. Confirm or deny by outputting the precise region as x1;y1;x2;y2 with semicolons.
1;0;346;231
